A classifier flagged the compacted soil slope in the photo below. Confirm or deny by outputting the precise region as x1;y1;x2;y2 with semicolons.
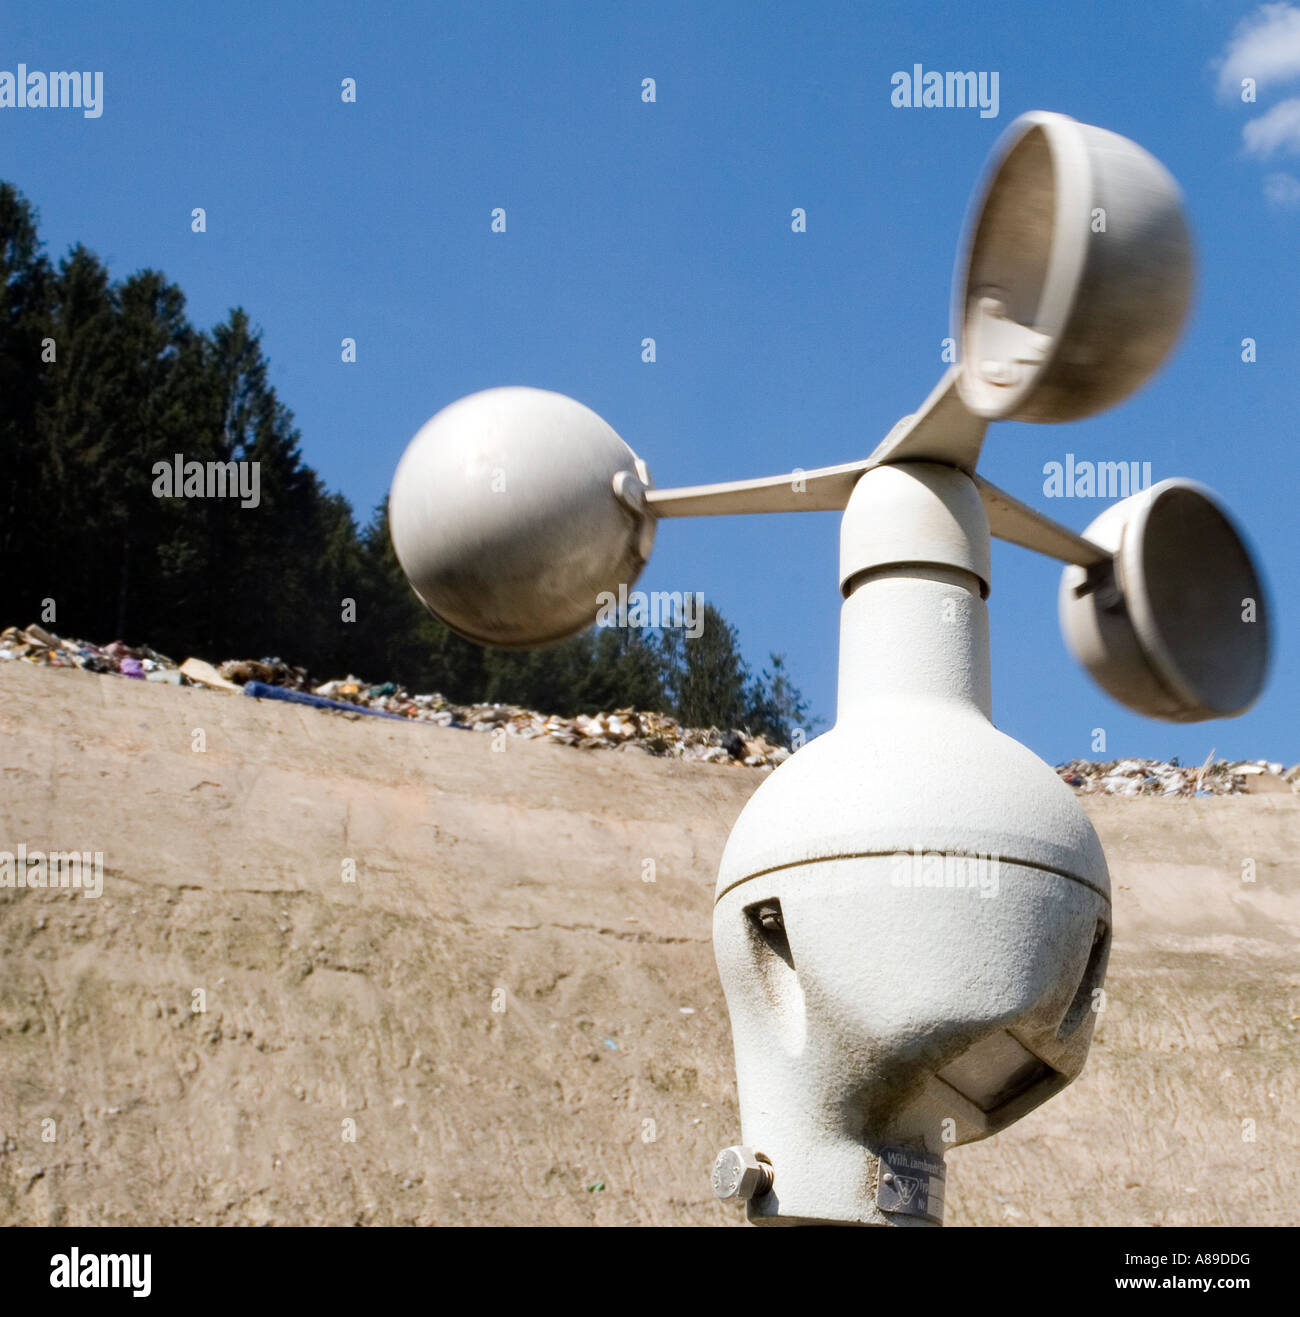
1;662;1296;1226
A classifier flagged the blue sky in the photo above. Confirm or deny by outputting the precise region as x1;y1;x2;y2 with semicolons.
2;0;1296;764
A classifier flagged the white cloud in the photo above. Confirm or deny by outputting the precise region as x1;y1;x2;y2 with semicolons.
1243;96;1300;154
1263;171;1300;205
1215;2;1300;99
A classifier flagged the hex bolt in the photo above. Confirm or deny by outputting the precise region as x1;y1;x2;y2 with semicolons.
711;1146;774;1201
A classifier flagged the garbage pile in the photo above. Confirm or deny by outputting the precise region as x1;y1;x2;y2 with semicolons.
308;677;787;766
4;623;1295;785
0;623;791;768
1055;757;1294;797
0;623;186;684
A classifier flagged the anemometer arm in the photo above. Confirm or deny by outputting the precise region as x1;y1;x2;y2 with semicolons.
639;369;1109;568
971;475;1108;567
641;456;872;517
642;369;977;517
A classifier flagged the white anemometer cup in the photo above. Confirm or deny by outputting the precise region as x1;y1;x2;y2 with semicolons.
387;111;1270;1227
1059;479;1270;722
389;387;654;649
956;111;1193;424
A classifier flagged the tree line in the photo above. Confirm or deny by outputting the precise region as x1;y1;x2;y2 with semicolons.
0;181;810;744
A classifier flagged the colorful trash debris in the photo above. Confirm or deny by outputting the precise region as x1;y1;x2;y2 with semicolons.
3;622;1293;787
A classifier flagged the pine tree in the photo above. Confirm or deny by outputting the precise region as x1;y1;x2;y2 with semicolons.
664;604;749;730
745;653;812;746
0;185;53;623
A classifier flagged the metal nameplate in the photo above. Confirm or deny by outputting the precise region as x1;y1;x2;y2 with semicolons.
876;1147;946;1223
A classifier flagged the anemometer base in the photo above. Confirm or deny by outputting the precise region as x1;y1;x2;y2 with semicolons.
713;463;1112;1228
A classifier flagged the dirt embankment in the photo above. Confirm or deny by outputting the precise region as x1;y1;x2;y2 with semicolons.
1;662;1296;1226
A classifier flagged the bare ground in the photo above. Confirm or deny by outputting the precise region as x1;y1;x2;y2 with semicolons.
0;661;1296;1227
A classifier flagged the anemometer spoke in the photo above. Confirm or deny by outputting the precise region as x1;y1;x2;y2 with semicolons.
973;475;1109;567
643;457;871;517
644;370;989;517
